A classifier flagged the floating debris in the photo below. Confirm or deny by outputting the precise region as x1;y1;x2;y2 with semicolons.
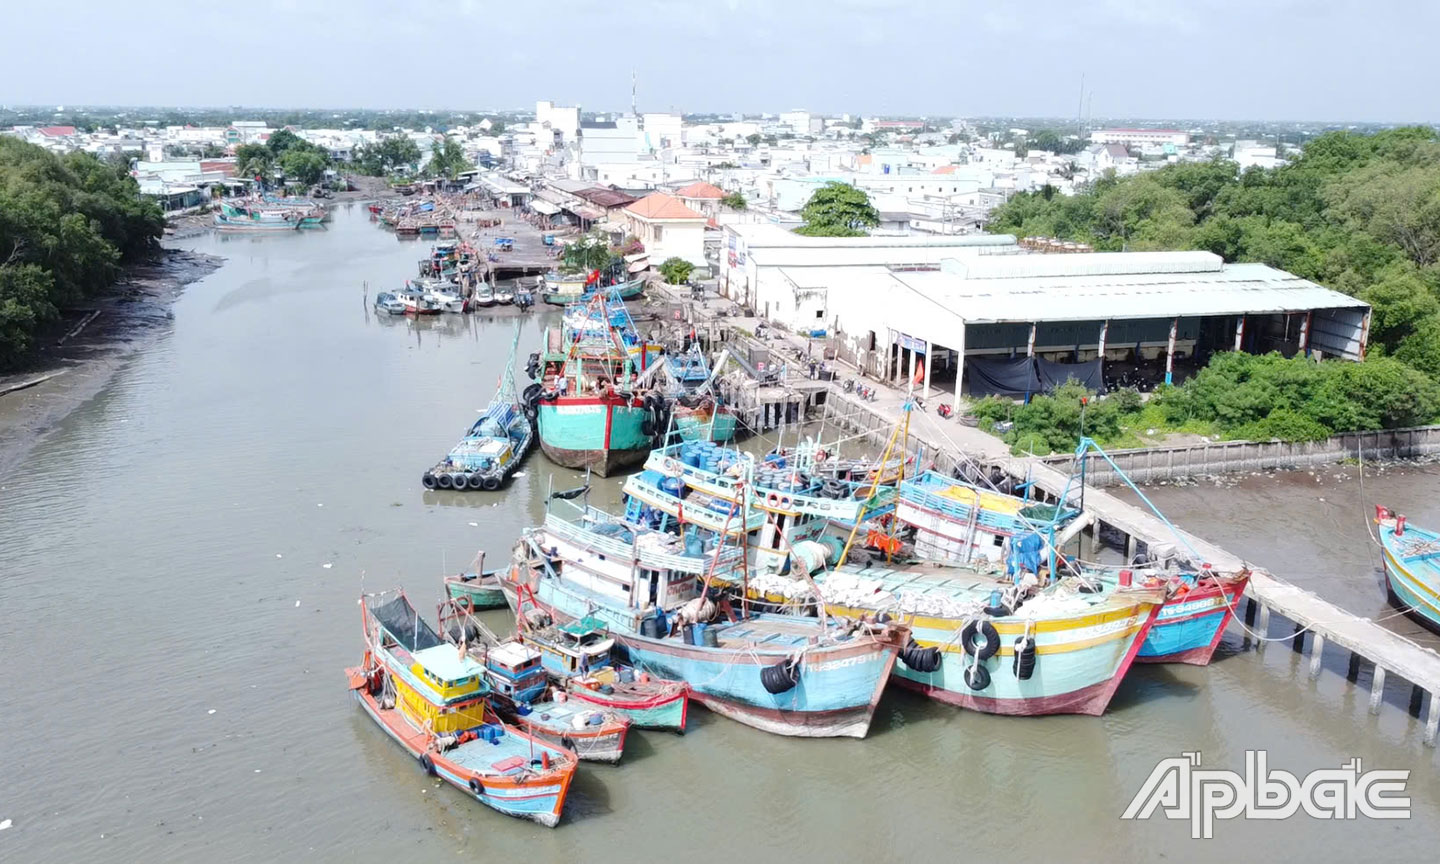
322;563;333;569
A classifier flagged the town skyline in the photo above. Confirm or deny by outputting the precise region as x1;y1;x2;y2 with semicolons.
6;0;1439;123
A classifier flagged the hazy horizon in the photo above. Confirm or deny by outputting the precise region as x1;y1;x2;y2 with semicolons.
6;0;1438;123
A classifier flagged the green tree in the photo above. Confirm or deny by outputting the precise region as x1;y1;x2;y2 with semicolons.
721;191;747;211
562;232;616;272
234;143;274;180
658;257;694;284
795;183;879;237
425;136;470;180
266;128;305;156
279;148;327;186
745;133;761;147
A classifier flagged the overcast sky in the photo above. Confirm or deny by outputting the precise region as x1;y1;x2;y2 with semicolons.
5;0;1436;122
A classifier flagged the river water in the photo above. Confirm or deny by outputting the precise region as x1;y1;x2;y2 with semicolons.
1;205;1435;863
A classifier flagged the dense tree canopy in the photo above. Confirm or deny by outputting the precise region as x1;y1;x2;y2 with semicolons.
0;138;163;367
987;128;1440;379
795;183;879;237
352;134;422;177
424;137;471;180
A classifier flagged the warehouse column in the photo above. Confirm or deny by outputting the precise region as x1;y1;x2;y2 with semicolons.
1165;317;1178;386
1234;315;1246;351
1096;320;1109;360
1298;311;1312;356
907;339;917;395
953;321;967;414
922;339;932;399
1026;323;1037;357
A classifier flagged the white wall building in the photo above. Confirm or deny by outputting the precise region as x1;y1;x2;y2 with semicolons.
580;116;642;166
623;193;709;269
642;113;684;150
1089;128;1189;148
535;100;580;148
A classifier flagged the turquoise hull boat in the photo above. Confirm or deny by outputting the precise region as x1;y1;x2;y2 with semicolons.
536;399;651;476
506;509;909;738
674;408;738;442
1377;508;1440;632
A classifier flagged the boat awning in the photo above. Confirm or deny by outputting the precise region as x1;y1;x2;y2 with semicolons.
529;199;560;215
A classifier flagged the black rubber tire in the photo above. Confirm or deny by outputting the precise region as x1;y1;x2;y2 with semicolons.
641;418;657;437
961;620;1001;660
900;638;942;674
422;473;438;490
523;382;542;403
420;753;437;776
983;602;1012;618
450;473;469;490
1013;636;1037;681
822;479;846;499
466;473;485;490
964;661;991;691
523;404;537;420
760;659;800;694
468;777;483;795
436;473;453;489
482;476;501;491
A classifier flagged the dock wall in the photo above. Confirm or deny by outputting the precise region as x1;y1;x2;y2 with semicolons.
1040;425;1440;487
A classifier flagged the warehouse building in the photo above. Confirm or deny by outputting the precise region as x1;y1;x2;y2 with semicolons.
765;249;1371;409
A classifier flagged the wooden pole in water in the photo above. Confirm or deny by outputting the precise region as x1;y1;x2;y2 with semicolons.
1309;633;1324;679
1257;605;1271;652
1426;692;1439;746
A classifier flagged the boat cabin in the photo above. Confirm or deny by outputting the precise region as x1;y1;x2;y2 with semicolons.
409;645;487;703
483;642;548;703
548;617;617;676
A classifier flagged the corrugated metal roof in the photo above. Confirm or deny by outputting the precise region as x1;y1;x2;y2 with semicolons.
948;250;1222;281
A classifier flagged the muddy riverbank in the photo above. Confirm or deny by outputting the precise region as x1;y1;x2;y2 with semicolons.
0;249;221;479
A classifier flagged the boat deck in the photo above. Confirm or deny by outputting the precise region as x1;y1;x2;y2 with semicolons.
446;729;555;777
711;615;824;649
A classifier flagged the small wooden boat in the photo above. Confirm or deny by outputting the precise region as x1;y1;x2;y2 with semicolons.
422;324;533;490
347;591;576;827
494;286;516;305
438;601;631;763
1377;507;1440;632
373;292;406;315
518;614;690;732
472;284;497;308
398;287;441;315
443;553;508;611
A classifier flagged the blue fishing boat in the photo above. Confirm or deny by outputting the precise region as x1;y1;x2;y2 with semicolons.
436;597;632;762
517;616;691;732
347;590;576;827
422;325;534;491
1377;507;1440;632
372;291;406;315
501;502;909;738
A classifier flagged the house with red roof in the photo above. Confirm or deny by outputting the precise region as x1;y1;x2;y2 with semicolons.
623;193;708;270
673;180;726;219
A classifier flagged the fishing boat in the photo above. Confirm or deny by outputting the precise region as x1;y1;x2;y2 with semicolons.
1376;507;1440;633
502;501;909;738
443;551;509;611
518;615;691;731
346;590;576;827
472;284;497;308
808;561;1166;716
621;438;901;575
398;286;441;315
671;395;739;443
523;292;659;476
213;201;304;231
542;273;646;306
898;447;1250;666
423;325;534;491
373;292;406;315
494;285;516;306
436;600;632;763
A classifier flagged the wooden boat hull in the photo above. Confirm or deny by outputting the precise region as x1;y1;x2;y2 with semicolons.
503;581;901;739
444;575;509;611
351;688;573;827
1379;522;1440;633
1136;576;1248;665
829;598;1161;716
537;397;651;477
563;684;689;732
506;712;629;764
